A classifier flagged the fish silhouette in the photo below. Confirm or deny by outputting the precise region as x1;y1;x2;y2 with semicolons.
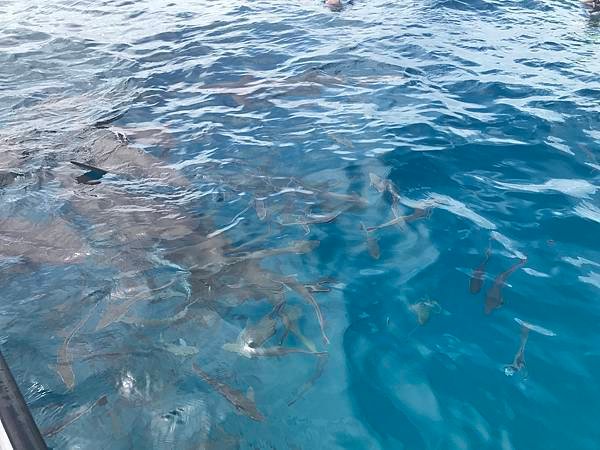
360;222;380;260
277;210;344;227
279;305;317;352
279;276;329;345
504;317;555;377
192;364;265;422
288;353;329;406
56;301;98;390
484;258;527;314
368;173;389;193
43;395;108;437
469;243;492;294
366;208;429;232
223;303;283;355
504;324;529;377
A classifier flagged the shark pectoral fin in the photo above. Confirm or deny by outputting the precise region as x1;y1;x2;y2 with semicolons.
246;386;255;402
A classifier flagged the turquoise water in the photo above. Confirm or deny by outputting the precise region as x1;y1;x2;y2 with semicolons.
1;0;599;448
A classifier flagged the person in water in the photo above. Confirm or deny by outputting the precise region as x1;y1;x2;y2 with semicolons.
325;0;343;11
583;0;600;13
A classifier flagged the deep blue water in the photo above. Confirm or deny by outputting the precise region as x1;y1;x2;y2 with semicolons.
1;0;599;448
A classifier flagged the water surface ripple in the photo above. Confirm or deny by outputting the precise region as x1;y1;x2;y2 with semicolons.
1;0;599;449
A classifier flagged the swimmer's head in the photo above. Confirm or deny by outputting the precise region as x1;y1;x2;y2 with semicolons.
583;0;600;12
325;0;343;11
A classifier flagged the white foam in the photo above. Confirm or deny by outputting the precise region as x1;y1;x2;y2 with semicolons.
523;268;550;278
493;179;598;199
579;272;600;290
207;216;245;238
574;201;600;224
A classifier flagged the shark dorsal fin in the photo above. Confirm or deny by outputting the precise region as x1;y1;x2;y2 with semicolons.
246;386;255;402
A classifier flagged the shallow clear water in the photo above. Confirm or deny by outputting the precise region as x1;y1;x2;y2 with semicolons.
1;0;599;448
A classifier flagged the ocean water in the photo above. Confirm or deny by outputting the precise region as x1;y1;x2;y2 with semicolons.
1;0;599;449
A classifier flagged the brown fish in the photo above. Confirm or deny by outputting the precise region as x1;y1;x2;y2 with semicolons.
505;318;555;376
327;132;353;148
192;364;265;422
55;345;76;391
365;204;430;233
504;324;529;377
280;276;329;345
484;258;527;314
276;210;344;227
122;298;199;328
360;222;380;260
56;303;98;390
304;277;335;293
279;305;317;352
264;348;323;359
0;216;90;265
288;353;329;406
320;191;369;209
368;173;403;202
227;240;319;262
96;280;151;330
366;216;405;233
368;173;389;193
74;127;190;187
386;181;402;204
469;244;492;294
226;345;326;359
391;197;403;218
406;207;430;222
43;395;108;437
227;232;273;254
223;303;283;355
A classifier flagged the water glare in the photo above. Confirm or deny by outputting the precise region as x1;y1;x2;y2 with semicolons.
1;0;599;449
